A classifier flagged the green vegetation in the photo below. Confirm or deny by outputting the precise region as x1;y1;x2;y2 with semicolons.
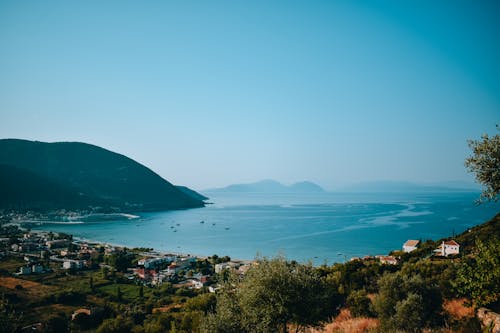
465;125;500;202
204;257;340;333
0;139;205;212
373;272;442;332
454;238;500;308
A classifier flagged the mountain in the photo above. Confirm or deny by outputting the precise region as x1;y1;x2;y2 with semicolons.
0;139;205;212
0;164;100;210
340;180;480;193
176;186;209;201
205;180;326;194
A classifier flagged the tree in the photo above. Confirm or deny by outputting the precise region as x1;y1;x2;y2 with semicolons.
0;295;22;333
44;314;69;333
203;257;340;333
96;316;134;333
347;289;373;317
116;286;123;302
453;238;500;308
373;272;442;332
465;125;500;202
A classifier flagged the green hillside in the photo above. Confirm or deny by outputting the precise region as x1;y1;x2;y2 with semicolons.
0;139;204;212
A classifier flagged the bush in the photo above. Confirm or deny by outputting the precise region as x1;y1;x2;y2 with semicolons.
347;289;373;317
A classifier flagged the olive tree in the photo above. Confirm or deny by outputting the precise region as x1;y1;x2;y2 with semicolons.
203;257;340;333
373;272;442;332
465;125;500;202
453;238;500;308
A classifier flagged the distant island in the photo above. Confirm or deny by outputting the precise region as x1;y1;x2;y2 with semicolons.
204;179;326;194
0;139;206;212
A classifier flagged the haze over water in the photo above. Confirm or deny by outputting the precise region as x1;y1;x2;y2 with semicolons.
35;191;499;265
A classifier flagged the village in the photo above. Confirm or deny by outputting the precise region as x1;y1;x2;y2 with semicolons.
1;218;461;288
0;223;259;292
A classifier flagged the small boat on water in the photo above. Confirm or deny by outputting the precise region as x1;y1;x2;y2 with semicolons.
225;227;230;230
200;221;205;224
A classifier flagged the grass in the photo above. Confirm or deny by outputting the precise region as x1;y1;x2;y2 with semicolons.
98;283;150;302
0;256;25;273
0;276;55;299
307;309;379;333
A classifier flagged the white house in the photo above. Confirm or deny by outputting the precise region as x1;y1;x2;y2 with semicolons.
17;266;32;275
62;259;86;270
32;264;44;273
403;240;420;253
435;240;460;257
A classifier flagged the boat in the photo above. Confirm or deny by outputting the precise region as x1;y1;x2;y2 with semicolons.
200;221;205;224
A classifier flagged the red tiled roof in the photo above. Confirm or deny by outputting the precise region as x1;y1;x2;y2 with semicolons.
404;240;420;247
444;240;459;246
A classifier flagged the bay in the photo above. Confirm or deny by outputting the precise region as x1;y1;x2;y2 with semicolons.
34;192;499;265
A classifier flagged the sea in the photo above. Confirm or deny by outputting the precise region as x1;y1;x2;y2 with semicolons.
34;191;500;265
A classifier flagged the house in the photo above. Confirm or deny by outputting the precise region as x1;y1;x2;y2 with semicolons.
403;240;420;253
17;266;32;275
62;259;86;270
134;268;158;281
138;256;173;269
378;255;398;265
434;240;460;257
208;285;221;293
237;264;252;276
46;239;70;249
32;264;44;273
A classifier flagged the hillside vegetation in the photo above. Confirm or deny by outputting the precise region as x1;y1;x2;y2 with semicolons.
0;139;205;212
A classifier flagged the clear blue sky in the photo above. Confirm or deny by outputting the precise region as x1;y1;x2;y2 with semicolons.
1;0;499;190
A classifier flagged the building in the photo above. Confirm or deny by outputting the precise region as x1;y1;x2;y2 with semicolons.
46;239;70;249
62;259;86;270
17;266;32;275
32;264;44;273
378;255;398;265
138;256;174;269
403;240;420;253
435;240;460;257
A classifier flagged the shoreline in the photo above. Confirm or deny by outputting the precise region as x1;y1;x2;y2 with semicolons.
30;228;240;263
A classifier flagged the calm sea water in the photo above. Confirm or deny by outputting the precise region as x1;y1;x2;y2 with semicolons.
35;192;499;265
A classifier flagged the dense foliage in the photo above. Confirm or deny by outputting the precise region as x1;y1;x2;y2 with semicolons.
373;272;443;332
203;257;340;333
454;238;500;308
465;125;500;202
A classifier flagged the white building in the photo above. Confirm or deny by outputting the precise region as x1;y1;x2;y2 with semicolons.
18;266;32;275
435;240;460;257
62;259;86;270
32;264;44;273
403;240;420;253
138;256;173;269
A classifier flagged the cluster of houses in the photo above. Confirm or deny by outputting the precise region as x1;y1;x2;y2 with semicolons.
132;253;254;291
4;229;256;293
7;231;118;276
403;239;460;257
350;239;461;265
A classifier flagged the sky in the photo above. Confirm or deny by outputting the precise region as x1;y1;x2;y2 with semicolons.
0;0;499;190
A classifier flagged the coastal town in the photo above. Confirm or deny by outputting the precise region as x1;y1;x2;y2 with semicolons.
1;221;255;291
1;211;461;287
1;209;497;333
